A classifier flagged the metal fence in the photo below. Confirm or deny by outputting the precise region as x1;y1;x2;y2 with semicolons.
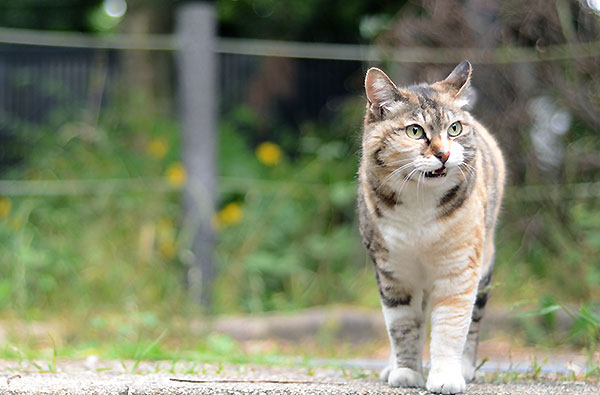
0;43;367;132
2;22;599;128
0;46;117;124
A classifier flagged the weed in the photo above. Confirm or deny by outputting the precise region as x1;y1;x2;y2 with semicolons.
528;355;547;380
9;346;26;369
131;329;168;372
585;365;600;380
340;367;349;378
474;357;489;374
169;359;178;374
351;369;370;379
48;335;58;372
30;360;44;372
514;301;600;364
570;371;578;381
185;362;198;374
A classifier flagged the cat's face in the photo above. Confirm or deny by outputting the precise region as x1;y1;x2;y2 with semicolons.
363;61;476;189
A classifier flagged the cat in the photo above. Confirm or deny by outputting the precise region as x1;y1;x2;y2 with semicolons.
357;61;505;394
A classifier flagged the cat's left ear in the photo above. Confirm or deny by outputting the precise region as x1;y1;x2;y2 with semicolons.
434;60;473;108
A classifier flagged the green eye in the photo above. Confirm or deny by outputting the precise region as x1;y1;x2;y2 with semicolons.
448;121;463;137
406;124;425;140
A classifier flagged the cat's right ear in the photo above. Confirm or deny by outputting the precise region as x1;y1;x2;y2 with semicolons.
365;68;404;118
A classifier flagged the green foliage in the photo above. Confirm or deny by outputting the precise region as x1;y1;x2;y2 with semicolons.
513;300;599;369
0;97;188;318
0;0;103;32
213;102;378;313
218;0;405;42
568;304;600;363
491;114;600;311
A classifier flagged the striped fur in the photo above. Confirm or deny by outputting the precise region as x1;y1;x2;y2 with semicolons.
358;61;505;394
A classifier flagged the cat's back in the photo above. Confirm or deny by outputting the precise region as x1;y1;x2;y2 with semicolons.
472;120;505;230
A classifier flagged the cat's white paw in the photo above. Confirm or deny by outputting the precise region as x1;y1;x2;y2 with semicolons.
461;360;476;383
426;369;466;394
387;367;425;388
380;365;392;382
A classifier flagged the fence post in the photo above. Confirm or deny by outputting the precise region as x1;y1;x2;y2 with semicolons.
176;1;217;306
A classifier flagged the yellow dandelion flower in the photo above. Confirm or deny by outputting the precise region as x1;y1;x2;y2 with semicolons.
218;202;243;227
256;142;283;166
165;162;187;187
159;242;177;259
147;137;169;159
156;217;174;233
0;197;11;219
155;217;177;259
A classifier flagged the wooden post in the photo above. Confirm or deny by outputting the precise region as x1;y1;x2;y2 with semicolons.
176;1;216;306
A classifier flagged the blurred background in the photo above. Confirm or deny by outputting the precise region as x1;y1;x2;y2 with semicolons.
0;0;598;369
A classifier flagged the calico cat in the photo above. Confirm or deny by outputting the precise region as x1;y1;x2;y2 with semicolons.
358;61;505;394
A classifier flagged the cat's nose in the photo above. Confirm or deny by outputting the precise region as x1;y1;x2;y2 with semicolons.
434;151;450;164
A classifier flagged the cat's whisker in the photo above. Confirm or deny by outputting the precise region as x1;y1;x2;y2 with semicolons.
385;171;412;193
458;167;474;182
373;158;413;169
418;171;425;204
415;171;421;202
462;162;476;171
457;165;468;184
395;168;419;196
457;163;470;175
378;163;415;189
460;163;477;178
394;171;412;194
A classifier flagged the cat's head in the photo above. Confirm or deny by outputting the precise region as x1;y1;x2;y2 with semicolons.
362;61;476;188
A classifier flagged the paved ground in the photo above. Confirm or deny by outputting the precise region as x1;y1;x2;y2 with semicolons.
1;307;598;394
1;360;598;395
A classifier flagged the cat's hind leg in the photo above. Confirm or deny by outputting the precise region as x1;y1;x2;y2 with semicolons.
462;237;496;382
377;268;426;388
462;265;493;382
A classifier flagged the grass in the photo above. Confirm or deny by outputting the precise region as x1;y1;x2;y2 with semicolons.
479;363;600;383
1;305;598;383
130;329;168;372
4;346;598;385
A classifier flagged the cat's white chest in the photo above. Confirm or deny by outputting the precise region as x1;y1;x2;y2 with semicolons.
377;187;445;270
379;203;438;248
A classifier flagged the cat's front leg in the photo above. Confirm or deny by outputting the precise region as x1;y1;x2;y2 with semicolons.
377;269;426;389
426;264;479;394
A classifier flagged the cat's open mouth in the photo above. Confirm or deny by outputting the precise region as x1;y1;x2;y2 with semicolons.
424;166;447;178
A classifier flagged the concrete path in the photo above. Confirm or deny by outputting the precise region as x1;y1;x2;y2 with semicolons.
1;306;598;394
1;360;598;395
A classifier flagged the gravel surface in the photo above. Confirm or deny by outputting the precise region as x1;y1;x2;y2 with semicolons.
1;360;598;395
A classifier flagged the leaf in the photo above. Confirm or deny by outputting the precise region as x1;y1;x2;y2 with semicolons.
579;305;600;328
517;304;561;318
